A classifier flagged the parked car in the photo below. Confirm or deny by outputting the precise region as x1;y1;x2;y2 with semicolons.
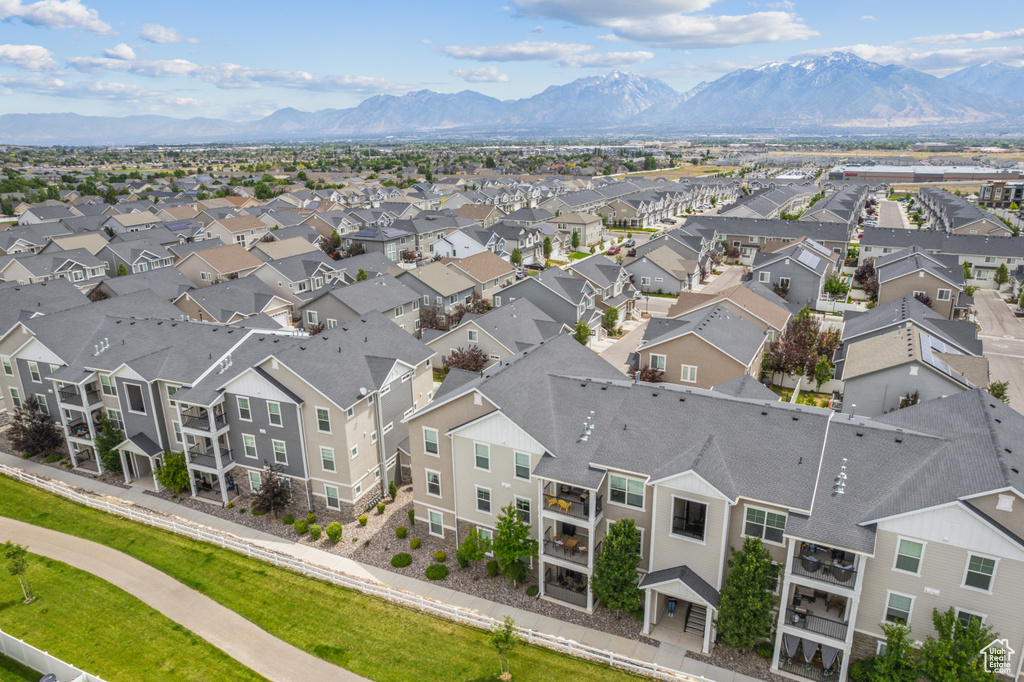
623;239;636;248
515;267;525;278
606;245;621;255
525;263;545;272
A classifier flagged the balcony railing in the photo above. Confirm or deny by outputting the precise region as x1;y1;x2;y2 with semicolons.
181;407;227;431
188;445;234;470
791;553;856;588
542;486;602;521
58;385;101;406
543;538;589;566
778;656;839;681
66;419;92;440
543;569;587;608
785;608;848;641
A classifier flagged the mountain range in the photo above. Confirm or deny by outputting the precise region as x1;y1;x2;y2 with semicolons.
1;53;1022;145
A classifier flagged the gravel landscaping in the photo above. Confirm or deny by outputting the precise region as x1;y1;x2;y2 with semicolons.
0;424;129;489
687;645;788;682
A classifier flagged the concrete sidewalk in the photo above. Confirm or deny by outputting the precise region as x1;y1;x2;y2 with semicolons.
0;515;364;682
0;453;752;682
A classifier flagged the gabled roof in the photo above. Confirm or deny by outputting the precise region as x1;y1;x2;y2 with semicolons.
667;283;792;331
713;374;779;402
180;244;263;274
432;298;566;354
840;295;981;356
640;305;766;366
441;251;515;284
302;275;417;315
398;261;476;297
175;276;287;323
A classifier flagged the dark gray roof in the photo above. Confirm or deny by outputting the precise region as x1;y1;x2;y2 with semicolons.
568;255;626;289
860;227;1024;260
336;252;395;280
260;251;339;282
684;215;850;244
641;305;766;364
442;299;565;353
124;432;163;457
304;275;418;316
713;375;779;401
875;248;963;288
0;279;89;334
840;295;982;356
638;565;720;607
96;268;194;300
176;276;284;323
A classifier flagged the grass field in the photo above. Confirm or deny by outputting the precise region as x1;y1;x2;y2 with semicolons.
0;554;266;682
0;655;37;682
0;475;641;682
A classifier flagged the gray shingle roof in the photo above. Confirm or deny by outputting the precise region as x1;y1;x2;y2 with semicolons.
639;565;720;607
713;375;779;401
304;275;417;316
641;305;766;365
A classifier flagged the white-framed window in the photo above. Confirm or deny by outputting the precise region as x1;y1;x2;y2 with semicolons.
428;509;444;537
963;554;997;592
779;277;790;289
893;537;925;575
9;388;20;409
468;330;478;342
649;354;666;371
248;470;262;492
354;483;362;497
271;439;287;465
350;445;359;460
315;407;331;433
936;289;951;301
267;401;282;426
306;310;319;326
514;452;530;480
671;496;707;542
346;406;354;419
744;506;786;545
680;364;697;383
610;474;644;509
35;394;46;410
320;446;335;472
479;527;493;544
876;641;887;657
27;362;40;383
242;434;257;459
394;305;404;318
125;383;146;414
172;421;183;443
640;276;652;287
759;271;770;283
107;408;124;432
885;591;913;624
370;430;377;444
166;385;178;404
474;442;490;470
425;469;441;497
412;299;420;311
956;608;986;628
515;496;531;526
382;421;393;435
237;396;251;421
100;374;117;396
325;485;340;509
476;486;491;513
493;296;501;307
327;319;337;329
423;427;440;456
1;355;12;375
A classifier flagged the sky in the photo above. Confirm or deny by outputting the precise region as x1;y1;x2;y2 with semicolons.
0;0;1022;120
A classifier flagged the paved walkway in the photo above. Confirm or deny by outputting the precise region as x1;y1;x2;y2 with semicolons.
0;453;755;682
0;516;364;682
973;289;1024;414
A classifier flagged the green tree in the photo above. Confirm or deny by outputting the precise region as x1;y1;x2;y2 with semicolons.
355;268;369;281
509;248;522;266
156;451;190;493
492;503;537;587
489;615;519;680
602;306;619;332
987;380;1010;405
590;518;643;615
2;541;33;603
8;395;64;460
458;527;491;569
813;355;833;392
873;622;918;682
253;182;274;200
823;275;849;298
993;263;1009;289
571;230;581;250
573;320;590;345
963;261;973;280
714;537;778;649
102;186;118;205
542;237;553;260
1;198;13;216
95;414;124;472
485;156;496;169
918;607;998;682
643;155;657;171
115;262;129;277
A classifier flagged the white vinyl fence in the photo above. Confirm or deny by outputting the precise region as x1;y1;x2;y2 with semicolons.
0;627;107;682
0;463;708;682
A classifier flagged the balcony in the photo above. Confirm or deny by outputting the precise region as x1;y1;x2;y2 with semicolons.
58;385;101;407
543;567;587;608
542;531;591;567
181;406;227;432
66;419;93;440
542;482;602;521
778;657;839;682
791;546;856;588
188;445;234;470
785;607;848;641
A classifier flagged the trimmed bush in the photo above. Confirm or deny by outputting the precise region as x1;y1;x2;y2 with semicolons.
391;552;412;568
306;513;316;524
326;522;342;543
425;563;449;581
226;502;235;509
358;515;368;526
282;514;295;525
363;539;370;547
433;550;446;563
486;560;500;577
251;509;264;516
309;524;322;541
407;508;415;525
410;538;421;550
526;585;539;597
456;550;469;569
388;480;397;499
395;526;407;539
376;502;386;514
238;508;247;514
45;452;63;463
294;519;308;535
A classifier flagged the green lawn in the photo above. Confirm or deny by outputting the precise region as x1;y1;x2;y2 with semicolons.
0;475;641;682
0;553;266;682
0;655;37;682
567;252;590;260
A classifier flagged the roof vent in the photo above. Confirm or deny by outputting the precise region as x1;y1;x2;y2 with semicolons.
833;457;848;495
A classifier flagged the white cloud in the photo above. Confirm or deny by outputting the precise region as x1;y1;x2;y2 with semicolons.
909;28;1024;45
0;43;56;70
0;73;201;107
529;25;543;33
451;65;510;82
442;40;653;67
68;56;202;77
511;0;716;24
0;0;113;34
103;42;135;60
139;23;198;44
766;1;795;9
861;15;878;22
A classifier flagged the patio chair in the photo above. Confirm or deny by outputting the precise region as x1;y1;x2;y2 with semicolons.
545;494;559;508
831;563;853;583
800;555;821;573
557;499;572;513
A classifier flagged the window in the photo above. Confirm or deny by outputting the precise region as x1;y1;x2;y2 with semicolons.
107;408;124;432
267;402;282;426
957;609;985;628
125;383;146;414
306;310;319;326
745;507;786;544
28;362;40;382
35;394;46;410
1;356;11;375
515;497;531;526
429;509;443;537
346;406;354;419
474;443;490;470
242;434;257;459
354;483;362;496
672;497;707;541
425;470;441;497
479;527;493;544
248;470;262;492
468;330;478;342
680;365;697;383
779;277;790;289
759;271;770;283
394;305;404;318
650;354;666;371
885;592;913;623
237;396;251;421
166;385;178;403
476;486;491;513
272;439;287;465
963;554;996;592
936;289;951;301
493;296;501;307
8;388;20;409
316;407;331;433
172;421;182;443
325;485;340;509
382;421;393;435
100;375;116;396
350;445;358;459
894;538;924;574
610;474;644;508
423;294;430;306
370;430;377;444
327;318;337;329
320;447;335;472
514;452;530;480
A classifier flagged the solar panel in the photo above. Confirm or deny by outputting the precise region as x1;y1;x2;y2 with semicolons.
796;249;821;270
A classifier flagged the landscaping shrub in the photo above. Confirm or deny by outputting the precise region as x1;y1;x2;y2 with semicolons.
309;524;322;541
456;550;469;568
306;513;316;524
282;514;294;525
425;564;449;581
251;509;264;516
526;585;539;597
376;502;386;514
326;522;342;543
294;519;308;535
391;552;412;568
486;560;500;577
44;452;63;463
388;480;397;499
238;508;247;514
848;657;877;682
363;540;370;547
433;550;446;563
358;515;367;526
407;508;415;525
410;538;421;550
155;450;189;492
755;642;772;659
395;526;407;539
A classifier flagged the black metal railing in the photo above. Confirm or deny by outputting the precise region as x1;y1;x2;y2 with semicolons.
181;407;227;431
778;656;839;681
66;419;92;440
791;554;857;587
543;539;589;566
188;445;233;469
542;488;602;520
58;386;83;405
785;608;848;641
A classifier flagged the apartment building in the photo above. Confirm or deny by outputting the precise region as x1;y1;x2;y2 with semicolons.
405;336;1024;682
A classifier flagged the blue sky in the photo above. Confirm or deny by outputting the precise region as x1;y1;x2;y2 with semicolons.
0;0;1022;120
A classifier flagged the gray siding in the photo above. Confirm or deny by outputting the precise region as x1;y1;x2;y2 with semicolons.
842;363;969;417
502;278;578;328
223;392;306;479
625;258;688;295
753;260;822;308
15;358;60;420
379;371;413;484
115;377;160;446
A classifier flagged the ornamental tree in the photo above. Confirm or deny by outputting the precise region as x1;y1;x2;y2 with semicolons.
445;346;488;372
918;607;998;682
590;518;643;615
714;537;778;649
8;396;64;460
492;503;537;587
573;320;591;345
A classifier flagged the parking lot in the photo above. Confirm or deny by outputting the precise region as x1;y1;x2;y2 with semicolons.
876;200;911;229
